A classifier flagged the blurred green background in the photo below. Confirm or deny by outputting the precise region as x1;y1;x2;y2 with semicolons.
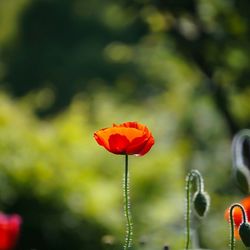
0;0;250;249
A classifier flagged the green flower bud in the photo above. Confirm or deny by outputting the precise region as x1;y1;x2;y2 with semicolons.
235;169;249;193
239;222;250;247
192;191;210;218
232;130;250;194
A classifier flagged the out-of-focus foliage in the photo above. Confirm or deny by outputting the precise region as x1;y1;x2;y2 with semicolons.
0;91;192;250
0;0;250;249
0;89;241;250
1;0;250;126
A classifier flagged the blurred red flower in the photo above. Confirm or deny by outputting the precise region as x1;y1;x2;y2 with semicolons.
94;122;154;156
0;213;22;250
225;196;250;239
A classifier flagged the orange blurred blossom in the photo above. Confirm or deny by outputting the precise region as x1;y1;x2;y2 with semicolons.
225;196;250;239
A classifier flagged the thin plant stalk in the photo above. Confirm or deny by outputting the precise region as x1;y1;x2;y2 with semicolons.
124;154;133;249
185;170;203;250
229;204;247;250
185;173;191;250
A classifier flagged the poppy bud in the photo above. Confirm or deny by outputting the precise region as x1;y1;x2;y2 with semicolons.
232;130;250;194
192;191;210;217
239;222;250;247
235;169;249;194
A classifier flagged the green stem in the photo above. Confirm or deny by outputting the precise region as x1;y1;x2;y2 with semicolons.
124;154;133;249
185;172;191;250
229;203;247;250
192;170;203;192
185;170;204;250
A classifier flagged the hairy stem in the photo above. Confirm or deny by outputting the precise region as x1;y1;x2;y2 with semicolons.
185;170;204;250
185;174;191;250
124;154;132;249
229;204;247;250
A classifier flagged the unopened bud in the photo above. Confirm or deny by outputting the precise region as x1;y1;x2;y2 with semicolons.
235;169;249;193
192;191;210;217
239;222;250;247
232;130;250;194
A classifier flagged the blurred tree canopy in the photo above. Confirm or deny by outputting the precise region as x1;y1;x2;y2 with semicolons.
0;0;250;249
0;0;249;131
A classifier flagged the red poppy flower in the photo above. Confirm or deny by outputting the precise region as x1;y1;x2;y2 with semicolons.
225;196;250;239
0;213;22;250
94;122;154;156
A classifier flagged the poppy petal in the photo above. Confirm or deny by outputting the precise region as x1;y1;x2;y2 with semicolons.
0;213;21;250
137;135;155;156
108;134;130;154
126;135;148;155
111;127;143;142
94;130;111;151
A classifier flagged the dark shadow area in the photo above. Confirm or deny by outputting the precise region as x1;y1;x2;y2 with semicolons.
6;191;109;250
